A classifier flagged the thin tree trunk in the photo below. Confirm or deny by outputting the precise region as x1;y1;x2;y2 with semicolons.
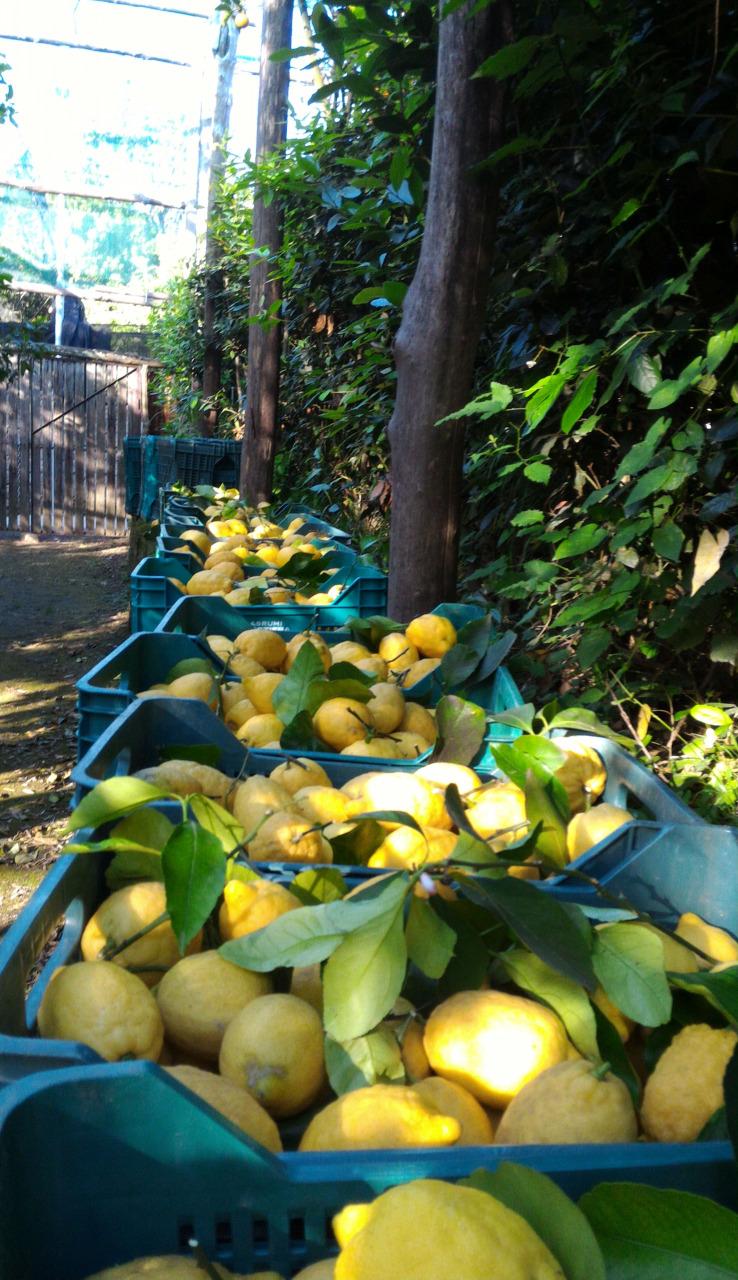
201;16;239;436
241;0;294;502
387;0;511;618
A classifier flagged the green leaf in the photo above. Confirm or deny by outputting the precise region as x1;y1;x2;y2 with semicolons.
161;821;227;953
706;328;737;374
433;695;486;765
615;418;671;479
580;1184;738;1277
610;198;641;230
327;662;375;686
510;509;545;528
438;381;513;424
65;777;168;834
592;925;672;1027
524;460;553;483
503;949;600;1058
280;709;322;751
669;969;738;1028
652;520;684;561
577;628;611;667
188;795;244;855
473;630;517;682
220;873;408;971
306;678;372;712
439;642;484;689
352;282;407;307
475;35;542;81
689;703;734;729
554;523;609;560
323;896;408;1040
467;1165;605;1280
324;1028;405;1095
458;875;595;989
328;818;385;867
525;372;568;429
164;657;217;683
524;769;569;867
105;850;165;891
289;867;347;906
592;1004;641;1107
547;708;630;745
561;371;598;434
406;897;457;979
272;640;325;723
488;703;536;733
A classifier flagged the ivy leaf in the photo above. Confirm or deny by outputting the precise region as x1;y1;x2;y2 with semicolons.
323;895;408;1040
65;777;168;834
457;874;595;989
467;1165;605;1280
580;1184;738;1277
161;821;227;953
524;460;553;483
592;925;672;1027
474;35;542;81
554;523;609;560
503;949;600;1058
272;640;325;723
432;695;486;765
561;370;598;434
406;897;457;979
324;1028;405;1095
188;795;244;855
652;520;684;561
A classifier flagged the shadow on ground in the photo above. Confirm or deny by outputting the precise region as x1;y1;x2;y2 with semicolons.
0;535;130;931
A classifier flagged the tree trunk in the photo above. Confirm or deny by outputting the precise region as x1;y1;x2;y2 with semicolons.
241;0;294;502
201;16;239;437
387;0;511;619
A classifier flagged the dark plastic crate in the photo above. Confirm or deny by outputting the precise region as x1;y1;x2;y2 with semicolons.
0;1064;734;1280
173;438;241;492
124;436;177;518
130;555;388;632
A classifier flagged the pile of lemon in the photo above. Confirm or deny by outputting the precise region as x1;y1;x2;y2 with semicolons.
38;864;738;1169
171;516;350;607
138;626;445;760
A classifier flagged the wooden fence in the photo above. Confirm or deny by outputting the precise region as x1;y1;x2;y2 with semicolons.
0;347;151;536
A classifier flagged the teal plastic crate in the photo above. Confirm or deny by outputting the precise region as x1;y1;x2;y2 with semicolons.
130;555;388;632
0;1064;734;1280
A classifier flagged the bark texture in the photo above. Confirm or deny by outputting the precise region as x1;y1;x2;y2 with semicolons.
387;0;511;619
242;0;294;502
201;18;239;436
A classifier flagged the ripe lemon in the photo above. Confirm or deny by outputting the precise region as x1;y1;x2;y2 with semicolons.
293;785;349;825
591;985;634;1042
81;881;201;986
368;826;456;870
298;1084;461;1152
332;1179;564;1280
405;614;457;659
399;702;437;742
83;1257;267;1278
37;961;163;1061
186;569;235;596
166;1064;282;1153
284;632;332;673
224;698;258;731
269;757;331;794
292;1263;334;1280
247;811;332;864
466;782;527;849
221;682;250;713
165;673;220;711
566;803;632;861
366;683;405;733
641;1023;738;1142
341;771;439;828
141;759;231;801
313;697;374;750
220;993;325;1117
290;963;323;1014
414;1076;495;1144
554;743;607;815
378;632;419;674
329;641;372;665
424;990;570;1107
416;762;481;796
402;657;442;688
495;1059;638;1145
156;951;272;1061
235;713;285;747
179;528;211;556
340;737;400;759
206;634;235;659
234;628;287;671
391;730;432;760
353;654;389;681
231;776;296;830
218;877;302;941
226;653;265;679
676;912;738;966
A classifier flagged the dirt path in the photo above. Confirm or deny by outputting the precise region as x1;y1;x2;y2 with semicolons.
0;535;129;932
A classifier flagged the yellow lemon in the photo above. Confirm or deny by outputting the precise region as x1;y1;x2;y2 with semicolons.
298;1084;461;1152
269;757;331;795
413;1076;496;1145
495;1059;638;1145
641;1023;738;1142
290;963;323;1014
247;811;332;864
342;771;440;827
205;634;235;660
234;628;287;671
554;743;607;815
37;961;163;1061
353;654;389;681
83;1257;262;1278
402;657;442;689
219;993;325;1117
313;697;374;750
165;1064;282;1153
284;632;332;673
378;632;419;674
340;737;400;759
424;989;570;1108
368;826;457;871
135;760;231;802
405;613;457;658
332;1180;564;1280
224;698;258;730
292;1263;334;1280
293;785;350;825
156;951;272;1061
218;877;301;941
329;641;372;665
166;672;219;710
226;653;266;680
566;803;632;861
399;702;437;742
416;762;481;797
466;782;527;849
179;528;211;556
243;672;285;715
81;881;201;986
391;731;433;760
231;775;295;830
365;683;405;733
235;714;285;748
676;912;738;966
186;569;235;597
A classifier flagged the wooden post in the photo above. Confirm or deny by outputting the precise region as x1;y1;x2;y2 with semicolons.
386;0;512;618
241;0;294;503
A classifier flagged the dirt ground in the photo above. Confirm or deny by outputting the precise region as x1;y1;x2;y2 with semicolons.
0;534;129;933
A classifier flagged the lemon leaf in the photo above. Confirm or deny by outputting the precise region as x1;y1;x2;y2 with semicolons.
592;924;672;1027
580;1184;738;1277
161;821;227;953
503;949;599;1058
406;897;456;979
65;777;168;833
188;795;245;855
